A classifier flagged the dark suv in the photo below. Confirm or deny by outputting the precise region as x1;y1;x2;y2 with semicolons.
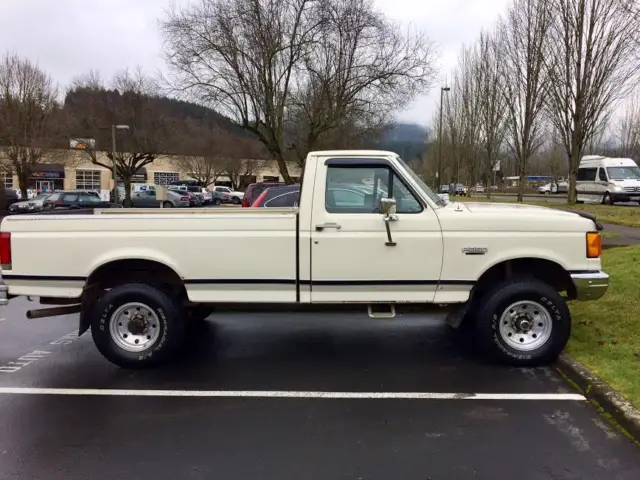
242;182;286;207
0;188;19;210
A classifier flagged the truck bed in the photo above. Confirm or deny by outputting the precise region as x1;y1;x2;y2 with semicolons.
1;209;299;303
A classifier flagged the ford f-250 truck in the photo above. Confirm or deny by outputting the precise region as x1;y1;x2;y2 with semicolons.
0;150;609;369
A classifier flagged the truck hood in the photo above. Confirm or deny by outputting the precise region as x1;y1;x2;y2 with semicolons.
436;201;598;232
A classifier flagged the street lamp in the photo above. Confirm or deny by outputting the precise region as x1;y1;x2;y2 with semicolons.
437;86;450;189
111;124;129;204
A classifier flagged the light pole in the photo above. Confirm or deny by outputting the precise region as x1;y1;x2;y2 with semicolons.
111;124;129;204
437;86;450;189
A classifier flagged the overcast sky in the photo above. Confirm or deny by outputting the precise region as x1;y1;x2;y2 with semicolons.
1;0;511;127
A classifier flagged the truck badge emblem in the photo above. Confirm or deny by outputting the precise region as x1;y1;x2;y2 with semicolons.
462;247;487;255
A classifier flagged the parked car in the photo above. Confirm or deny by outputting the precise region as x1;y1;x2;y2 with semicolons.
213;185;244;204
185;186;207;205
472;184;485;194
43;191;118;210
210;189;228;206
453;183;467;196
252;185;300;207
9;192;52;214
130;189;190;208
242;182;286;207
168;186;203;207
440;184;450;194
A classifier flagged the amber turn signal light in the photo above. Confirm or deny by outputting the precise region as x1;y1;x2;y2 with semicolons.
586;232;602;258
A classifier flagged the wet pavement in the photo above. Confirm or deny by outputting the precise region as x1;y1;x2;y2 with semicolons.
0;297;638;479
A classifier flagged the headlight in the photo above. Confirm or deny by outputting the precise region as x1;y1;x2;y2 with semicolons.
611;185;624;192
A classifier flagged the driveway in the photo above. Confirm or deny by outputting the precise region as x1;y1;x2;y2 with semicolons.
0;298;638;479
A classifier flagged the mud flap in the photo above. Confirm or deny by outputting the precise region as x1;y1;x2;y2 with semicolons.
77;284;99;336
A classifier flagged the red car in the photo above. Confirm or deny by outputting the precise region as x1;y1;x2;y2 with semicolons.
242;182;286;207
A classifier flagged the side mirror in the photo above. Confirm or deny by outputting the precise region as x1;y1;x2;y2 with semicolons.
379;197;397;215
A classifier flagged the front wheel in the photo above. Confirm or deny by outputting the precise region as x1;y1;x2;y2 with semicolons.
473;280;571;367
602;193;614;205
231;196;241;205
90;283;186;368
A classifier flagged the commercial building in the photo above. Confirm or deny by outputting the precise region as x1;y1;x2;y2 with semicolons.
0;150;301;192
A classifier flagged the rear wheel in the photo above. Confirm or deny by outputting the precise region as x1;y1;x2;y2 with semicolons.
90;283;186;368
473;279;571;366
162;201;173;208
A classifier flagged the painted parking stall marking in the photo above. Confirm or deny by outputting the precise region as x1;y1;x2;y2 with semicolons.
0;388;586;400
0;330;79;374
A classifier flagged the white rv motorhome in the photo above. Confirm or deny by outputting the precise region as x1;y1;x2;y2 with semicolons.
576;155;640;205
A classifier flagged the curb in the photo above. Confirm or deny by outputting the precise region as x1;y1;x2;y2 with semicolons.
556;353;640;442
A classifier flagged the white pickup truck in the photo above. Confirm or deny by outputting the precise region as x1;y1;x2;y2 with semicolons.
0;150;609;369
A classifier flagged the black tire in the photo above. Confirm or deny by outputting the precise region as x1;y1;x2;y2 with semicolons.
231;196;241;205
162;201;173;208
602;193;614;205
473;279;571;367
90;283;186;368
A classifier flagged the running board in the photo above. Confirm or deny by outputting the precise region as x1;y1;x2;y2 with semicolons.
367;304;396;319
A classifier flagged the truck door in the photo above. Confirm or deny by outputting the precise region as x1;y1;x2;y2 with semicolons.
309;157;443;303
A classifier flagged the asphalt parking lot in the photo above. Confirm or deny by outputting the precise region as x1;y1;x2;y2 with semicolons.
0;296;639;480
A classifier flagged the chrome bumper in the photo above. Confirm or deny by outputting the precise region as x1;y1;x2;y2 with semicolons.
570;271;610;301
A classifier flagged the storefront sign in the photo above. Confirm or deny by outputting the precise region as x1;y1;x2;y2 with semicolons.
116;168;147;183
30;171;64;179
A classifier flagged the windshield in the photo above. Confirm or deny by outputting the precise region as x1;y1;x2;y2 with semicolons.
607;166;640;180
395;156;447;206
33;193;50;201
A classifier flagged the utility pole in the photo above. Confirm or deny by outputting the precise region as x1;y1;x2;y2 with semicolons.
437;86;450;189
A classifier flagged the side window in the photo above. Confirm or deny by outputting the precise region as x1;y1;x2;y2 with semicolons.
325;165;423;214
264;191;299;207
577;168;597;181
391;175;422;213
598;168;608;182
63;194;79;202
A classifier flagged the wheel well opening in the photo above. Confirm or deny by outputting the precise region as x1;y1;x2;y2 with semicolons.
86;259;187;298
474;258;573;299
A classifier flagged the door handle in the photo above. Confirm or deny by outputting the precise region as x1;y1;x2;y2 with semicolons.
315;222;342;231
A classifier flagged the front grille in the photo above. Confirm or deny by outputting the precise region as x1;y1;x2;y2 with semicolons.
624;187;639;193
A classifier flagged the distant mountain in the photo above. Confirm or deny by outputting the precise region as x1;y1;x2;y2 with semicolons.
376;123;429;161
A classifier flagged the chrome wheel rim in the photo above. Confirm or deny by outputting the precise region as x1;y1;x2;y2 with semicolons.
498;300;553;351
109;302;161;352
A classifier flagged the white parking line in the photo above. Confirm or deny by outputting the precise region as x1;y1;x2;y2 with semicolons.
0;388;586;400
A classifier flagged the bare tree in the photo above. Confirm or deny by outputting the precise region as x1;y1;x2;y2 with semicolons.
161;0;437;180
545;0;640;203
474;31;507;198
0;53;66;199
497;0;551;202
66;68;176;205
613;95;640;159
283;0;437;166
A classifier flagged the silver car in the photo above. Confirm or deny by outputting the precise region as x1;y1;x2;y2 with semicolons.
130;189;190;208
9;193;52;214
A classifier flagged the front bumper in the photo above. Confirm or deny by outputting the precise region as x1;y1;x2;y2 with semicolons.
570;271;610;301
611;192;640;203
